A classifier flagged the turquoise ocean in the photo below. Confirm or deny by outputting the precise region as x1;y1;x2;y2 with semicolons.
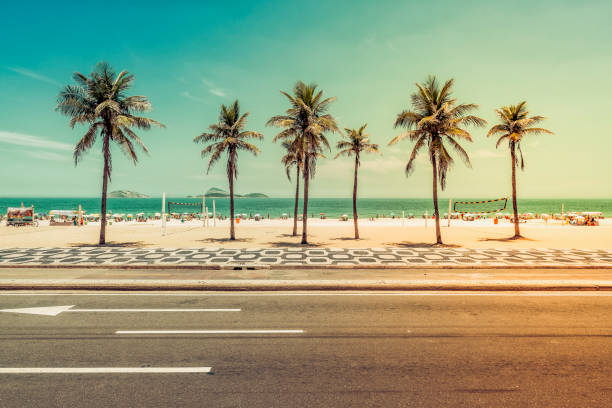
1;198;611;218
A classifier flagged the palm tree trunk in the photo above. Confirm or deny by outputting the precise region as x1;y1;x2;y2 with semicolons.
293;166;300;236
229;157;235;241
510;145;521;238
432;157;442;245
353;155;359;240
301;157;309;245
99;135;110;245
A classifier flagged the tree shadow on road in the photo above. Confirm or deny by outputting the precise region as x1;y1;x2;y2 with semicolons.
266;241;326;248
330;237;360;241
385;241;462;248
69;241;150;248
196;237;254;244
479;236;535;243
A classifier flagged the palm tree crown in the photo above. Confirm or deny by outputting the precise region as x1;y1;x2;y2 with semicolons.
390;76;485;189
335;124;380;164
56;62;164;170
267;81;339;178
194;100;263;177
487;101;553;170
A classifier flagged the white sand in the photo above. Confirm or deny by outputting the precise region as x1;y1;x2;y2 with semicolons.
1;217;611;249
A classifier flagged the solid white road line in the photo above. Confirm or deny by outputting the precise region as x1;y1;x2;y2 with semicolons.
0;367;212;374
115;329;304;334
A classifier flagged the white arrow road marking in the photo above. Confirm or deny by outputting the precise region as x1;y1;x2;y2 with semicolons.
0;367;212;374
0;305;240;316
116;330;304;334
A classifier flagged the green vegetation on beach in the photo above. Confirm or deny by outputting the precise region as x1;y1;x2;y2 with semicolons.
188;188;268;199
108;190;151;199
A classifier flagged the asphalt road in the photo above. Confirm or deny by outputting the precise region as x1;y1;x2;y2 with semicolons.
1;291;611;407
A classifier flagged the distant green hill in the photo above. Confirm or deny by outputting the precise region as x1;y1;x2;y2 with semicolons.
108;190;150;198
188;187;268;198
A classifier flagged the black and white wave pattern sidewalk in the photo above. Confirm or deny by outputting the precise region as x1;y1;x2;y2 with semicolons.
0;247;611;267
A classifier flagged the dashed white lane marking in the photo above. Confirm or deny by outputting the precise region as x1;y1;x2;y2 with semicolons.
115;329;304;334
0;367;212;374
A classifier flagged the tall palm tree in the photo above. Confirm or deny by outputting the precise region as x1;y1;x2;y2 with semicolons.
390;76;486;245
280;140;302;236
335;124;380;239
56;62;164;245
487;102;553;238
268;81;339;244
194;100;262;240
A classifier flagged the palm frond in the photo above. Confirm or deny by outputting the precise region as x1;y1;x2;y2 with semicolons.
74;122;102;165
496;134;509;148
487;124;508;138
445;136;472;168
405;135;427;176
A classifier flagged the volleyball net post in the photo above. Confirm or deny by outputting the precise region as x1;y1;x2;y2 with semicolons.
202;194;208;227
213;200;216;227
161;192;166;236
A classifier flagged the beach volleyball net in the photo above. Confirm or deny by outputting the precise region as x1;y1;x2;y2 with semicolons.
453;197;508;214
167;201;203;214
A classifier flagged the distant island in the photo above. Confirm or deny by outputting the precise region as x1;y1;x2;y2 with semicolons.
108;190;151;198
188;187;268;199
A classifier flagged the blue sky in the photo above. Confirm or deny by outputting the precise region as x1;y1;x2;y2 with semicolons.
1;0;611;198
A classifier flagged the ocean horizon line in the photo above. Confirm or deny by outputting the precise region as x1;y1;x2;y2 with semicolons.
1;196;611;200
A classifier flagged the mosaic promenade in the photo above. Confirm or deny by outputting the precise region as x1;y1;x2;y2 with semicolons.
0;247;611;267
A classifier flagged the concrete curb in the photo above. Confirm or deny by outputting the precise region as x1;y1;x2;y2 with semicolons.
1;264;612;270
1;279;611;291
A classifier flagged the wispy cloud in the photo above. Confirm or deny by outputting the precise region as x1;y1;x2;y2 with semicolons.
6;67;61;86
180;91;205;102
26;151;69;161
209;89;226;97
202;78;226;98
0;131;72;151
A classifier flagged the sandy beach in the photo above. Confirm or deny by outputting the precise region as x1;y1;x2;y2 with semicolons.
1;218;610;249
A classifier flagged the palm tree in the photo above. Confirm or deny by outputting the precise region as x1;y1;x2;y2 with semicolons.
280;140;302;236
268;81;339;244
487;102;553;238
56;62;164;245
335;124;380;239
390;76;486;245
194;100;262;240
